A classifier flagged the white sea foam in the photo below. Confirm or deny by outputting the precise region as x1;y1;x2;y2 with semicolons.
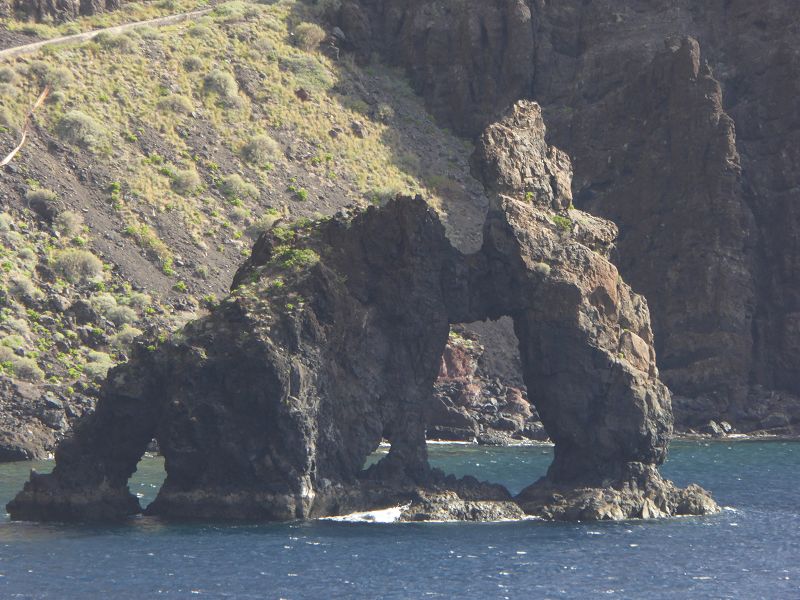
321;504;411;523
321;505;543;524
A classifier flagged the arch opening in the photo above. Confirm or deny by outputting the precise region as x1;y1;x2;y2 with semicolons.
429;319;549;446
129;440;167;511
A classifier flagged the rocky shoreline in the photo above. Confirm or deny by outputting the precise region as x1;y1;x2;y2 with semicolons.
6;102;718;524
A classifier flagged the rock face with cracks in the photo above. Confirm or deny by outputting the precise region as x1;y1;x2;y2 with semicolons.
339;0;800;434
7;103;716;523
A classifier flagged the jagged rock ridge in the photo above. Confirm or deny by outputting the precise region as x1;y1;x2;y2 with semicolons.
7;102;716;522
337;0;800;433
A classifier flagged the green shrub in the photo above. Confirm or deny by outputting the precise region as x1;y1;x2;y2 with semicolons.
157;94;193;114
229;205;250;222
90;292;117;315
28;61;72;89
0;347;44;382
242;134;281;165
95;32;137;52
279;55;333;91
56;110;108;152
54;211;83;238
84;351;114;380
294;22;326;51
136;26;162;40
169;167;202;195
43;66;73;90
8;273;41;302
311;0;342;17
246;211;280;238
0;335;26;349
375;103;395;123
107;305;137;326
0;67;16;84
551;214;572;233
112;324;143;349
90;292;136;325
183;56;204;71
10;355;44;383
203;69;238;103
0;108;17;134
188;24;212;38
2;229;23;246
4;316;30;337
16;247;37;266
52;249;104;283
219;173;258;200
0;83;16;98
123;291;151;310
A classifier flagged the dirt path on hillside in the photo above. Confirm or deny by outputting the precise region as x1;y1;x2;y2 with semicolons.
0;8;212;59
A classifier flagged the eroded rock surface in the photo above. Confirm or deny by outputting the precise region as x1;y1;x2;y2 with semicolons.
14;0;121;22
340;0;800;433
7;101;716;523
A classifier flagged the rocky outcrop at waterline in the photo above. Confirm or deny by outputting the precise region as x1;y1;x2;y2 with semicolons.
7;103;717;523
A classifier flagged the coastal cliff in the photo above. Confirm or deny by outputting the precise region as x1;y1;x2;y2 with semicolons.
335;0;800;434
7;102;717;522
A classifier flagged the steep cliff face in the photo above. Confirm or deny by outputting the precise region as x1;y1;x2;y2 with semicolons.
344;0;535;136
339;0;800;431
13;0;121;21
6;103;718;522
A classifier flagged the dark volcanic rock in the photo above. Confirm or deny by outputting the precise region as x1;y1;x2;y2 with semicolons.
343;0;800;434
14;0;122;21
471;101;573;211
337;0;535;136
7;102;716;522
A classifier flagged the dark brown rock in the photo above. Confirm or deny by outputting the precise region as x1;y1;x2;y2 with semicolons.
346;0;800;434
14;0;121;21
471;100;573;211
6;99;720;523
7;111;717;521
336;0;535;136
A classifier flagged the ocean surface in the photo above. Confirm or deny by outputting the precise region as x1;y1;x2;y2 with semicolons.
0;441;797;599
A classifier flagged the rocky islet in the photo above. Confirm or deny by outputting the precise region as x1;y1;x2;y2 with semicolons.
7;101;717;522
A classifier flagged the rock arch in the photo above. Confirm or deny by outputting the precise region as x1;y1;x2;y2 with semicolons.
7;103;716;522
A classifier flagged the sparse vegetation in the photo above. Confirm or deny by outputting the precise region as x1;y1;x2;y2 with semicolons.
168;167;202;195
242;134;281;165
203;69;239;104
0;0;482;442
157;94;193;114
551;214;573;233
54;211;83;238
219;174;258;200
293;22;326;51
52;249;104;284
56;111;108;152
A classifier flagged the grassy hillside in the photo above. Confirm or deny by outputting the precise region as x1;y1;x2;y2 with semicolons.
0;0;488;456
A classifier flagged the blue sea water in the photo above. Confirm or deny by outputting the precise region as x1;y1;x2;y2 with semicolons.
0;441;798;599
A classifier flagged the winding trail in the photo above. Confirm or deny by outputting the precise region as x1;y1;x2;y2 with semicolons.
0;7;212;60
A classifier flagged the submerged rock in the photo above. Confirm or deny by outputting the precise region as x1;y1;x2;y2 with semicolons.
7;103;717;523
